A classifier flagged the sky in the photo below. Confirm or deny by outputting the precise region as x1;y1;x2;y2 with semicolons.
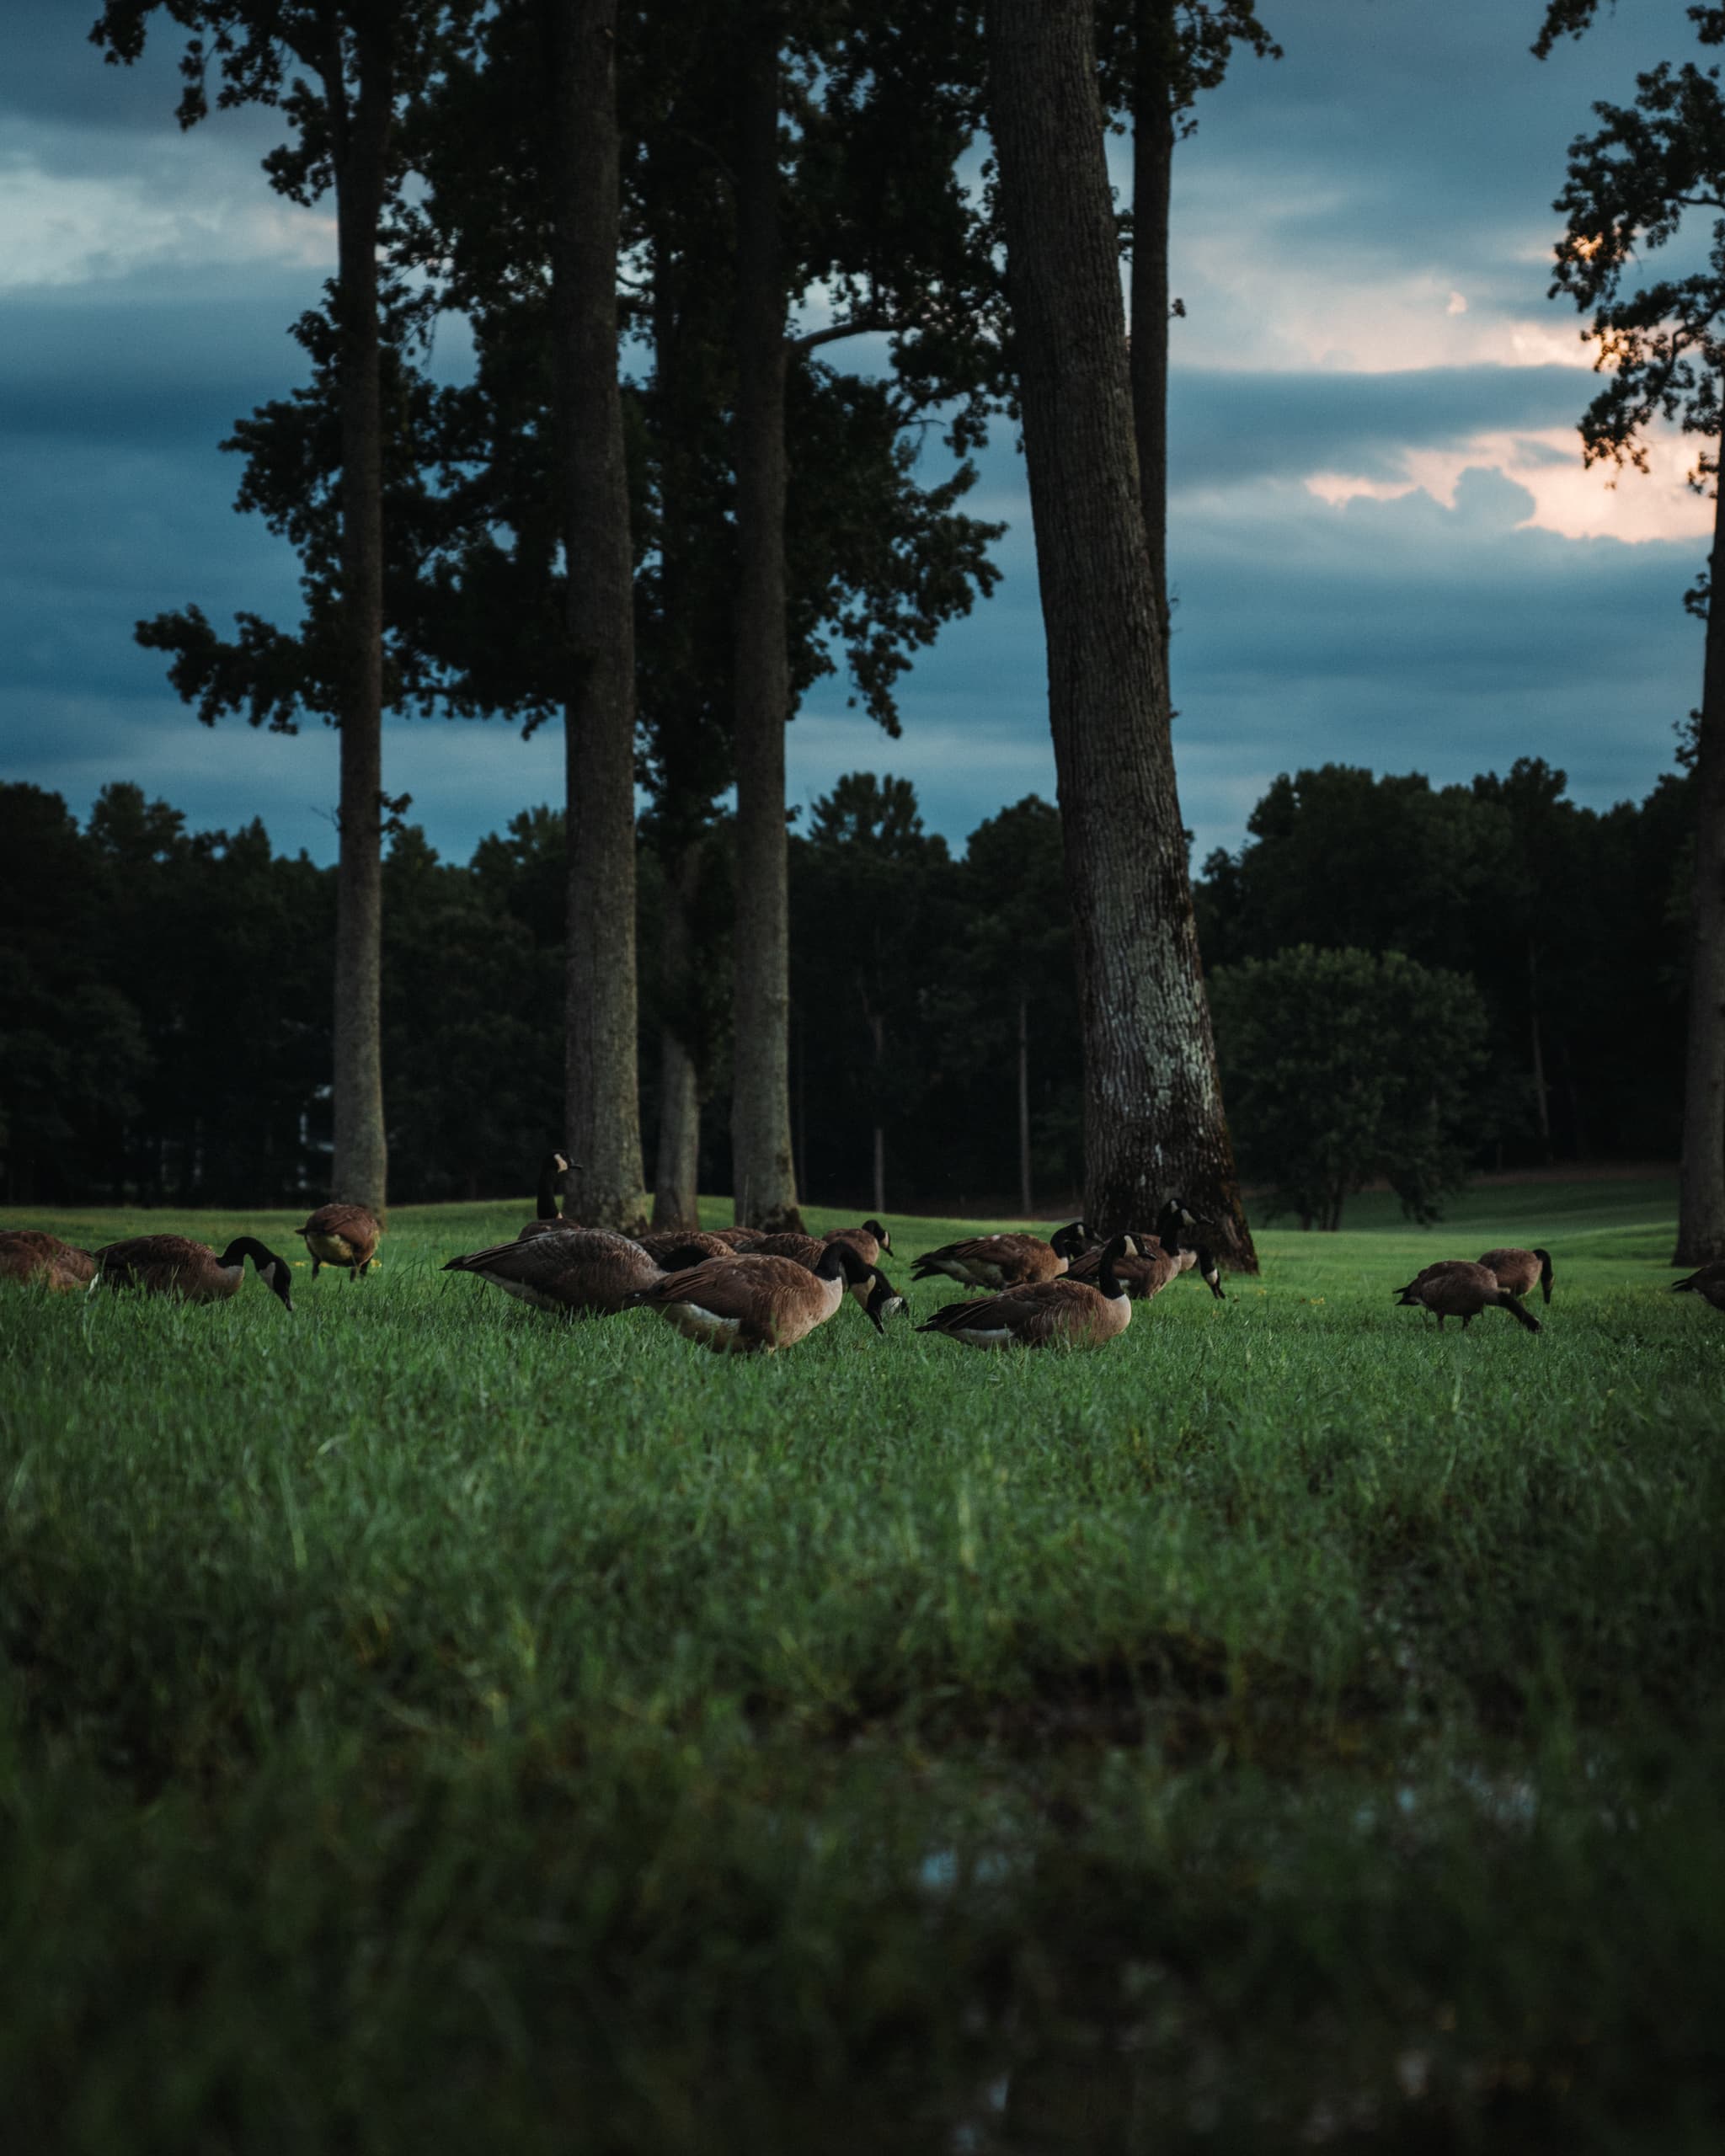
0;0;1716;869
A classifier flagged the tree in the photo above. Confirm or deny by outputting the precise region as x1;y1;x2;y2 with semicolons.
543;0;647;1230
91;2;473;1217
1209;948;1489;1231
723;0;1005;1230
1096;1;1278;667
791;773;952;1214
1539;2;1725;1260
985;0;1256;1267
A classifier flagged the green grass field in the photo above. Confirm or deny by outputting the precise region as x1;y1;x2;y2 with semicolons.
3;1179;1722;2152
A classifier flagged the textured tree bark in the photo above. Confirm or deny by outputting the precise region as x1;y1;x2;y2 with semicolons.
989;0;1256;1267
1676;472;1725;1264
547;0;649;1233
729;11;803;1232
1130;0;1176;675
652;838;705;1229
328;45;393;1218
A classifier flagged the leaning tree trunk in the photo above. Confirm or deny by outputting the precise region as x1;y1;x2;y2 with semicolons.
989;0;1256;1268
328;59;393;1218
729;12;803;1232
1675;471;1725;1264
547;0;649;1233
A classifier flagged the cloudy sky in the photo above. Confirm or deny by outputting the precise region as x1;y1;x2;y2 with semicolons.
0;0;1714;867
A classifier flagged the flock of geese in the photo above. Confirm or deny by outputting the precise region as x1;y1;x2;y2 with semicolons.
3;1146;1724;1354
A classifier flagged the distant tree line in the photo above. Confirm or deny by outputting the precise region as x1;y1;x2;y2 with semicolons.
2;752;1691;1215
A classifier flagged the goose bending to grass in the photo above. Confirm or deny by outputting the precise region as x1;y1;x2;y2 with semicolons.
823;1219;892;1263
916;1234;1140;1351
910;1219;1093;1293
519;1151;574;1239
297;1202;382;1280
1672;1261;1725;1313
1478;1246;1554;1305
631;1229;741;1266
1066;1231;1223;1302
444;1228;712;1317
0;1230;96;1292
93;1235;295;1311
623;1240;898;1353
1393;1260;1541;1333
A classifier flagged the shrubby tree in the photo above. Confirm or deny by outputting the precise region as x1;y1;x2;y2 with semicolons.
1208;947;1490;1231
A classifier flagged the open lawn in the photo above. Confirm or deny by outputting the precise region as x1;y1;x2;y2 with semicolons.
3;1180;1722;2151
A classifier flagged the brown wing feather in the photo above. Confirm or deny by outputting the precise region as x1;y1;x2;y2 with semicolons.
95;1235;232;1300
300;1203;382;1266
0;1230;96;1290
631;1253;836;1349
444;1228;660;1315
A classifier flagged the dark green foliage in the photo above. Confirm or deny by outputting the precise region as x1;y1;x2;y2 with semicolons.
1195;760;1692;1162
1210;946;1490;1229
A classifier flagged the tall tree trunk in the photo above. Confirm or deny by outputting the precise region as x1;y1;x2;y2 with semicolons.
652;838;704;1228
729;11;802;1232
328;56;393;1217
1017;988;1033;1215
1130;0;1176;675
1676;472;1725;1263
547;0;648;1233
988;0;1257;1270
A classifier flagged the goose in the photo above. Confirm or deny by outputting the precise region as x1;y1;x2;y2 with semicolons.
1672;1261;1725;1312
297;1202;382;1280
443;1227;713;1317
519;1151;574;1239
734;1230;884;1313
1393;1260;1541;1333
1065;1232;1224;1302
823;1219;893;1263
0;1230;96;1292
910;1219;1093;1292
1477;1247;1554;1305
916;1234;1140;1350
93;1234;295;1310
631;1228;742;1266
622;1240;894;1353
708;1227;769;1251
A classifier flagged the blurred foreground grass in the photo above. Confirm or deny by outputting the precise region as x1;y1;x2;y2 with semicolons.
2;1178;1721;2151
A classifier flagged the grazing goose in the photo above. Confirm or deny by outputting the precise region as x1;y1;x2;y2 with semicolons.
519;1151;575;1239
0;1230;96;1292
1672;1261;1725;1313
823;1219;893;1264
1393;1260;1541;1333
631;1228;741;1266
1066;1233;1224;1302
1478;1246;1554;1305
93;1234;295;1311
443;1227;712;1318
708;1227;769;1251
297;1202;382;1280
910;1219;1093;1293
746;1230;885;1312
916;1234;1140;1350
623;1240;890;1353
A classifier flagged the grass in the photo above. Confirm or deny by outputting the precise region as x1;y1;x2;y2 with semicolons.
2;1182;1722;2151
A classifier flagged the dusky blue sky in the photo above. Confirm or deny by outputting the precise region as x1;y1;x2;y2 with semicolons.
0;0;1714;867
